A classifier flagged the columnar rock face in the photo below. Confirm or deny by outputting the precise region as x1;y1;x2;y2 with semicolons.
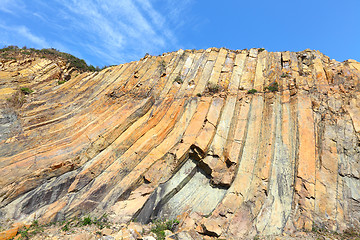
1;48;360;239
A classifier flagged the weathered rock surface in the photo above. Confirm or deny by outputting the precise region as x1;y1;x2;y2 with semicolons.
1;48;360;239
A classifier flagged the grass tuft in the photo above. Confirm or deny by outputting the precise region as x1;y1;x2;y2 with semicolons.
247;89;257;94
17;220;44;239
151;218;179;240
20;87;33;94
265;82;279;92
206;83;220;94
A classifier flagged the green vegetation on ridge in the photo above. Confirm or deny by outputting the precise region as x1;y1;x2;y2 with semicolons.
0;45;107;72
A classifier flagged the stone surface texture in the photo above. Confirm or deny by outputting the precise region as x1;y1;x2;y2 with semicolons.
1;48;360;239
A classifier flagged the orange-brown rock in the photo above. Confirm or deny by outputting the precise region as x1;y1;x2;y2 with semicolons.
0;226;18;240
1;48;360;239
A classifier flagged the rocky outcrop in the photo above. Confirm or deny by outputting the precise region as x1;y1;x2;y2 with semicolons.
1;48;360;239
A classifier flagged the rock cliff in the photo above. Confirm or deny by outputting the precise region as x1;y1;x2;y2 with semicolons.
1;47;360;239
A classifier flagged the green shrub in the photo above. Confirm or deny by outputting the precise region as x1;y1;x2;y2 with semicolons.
77;214;109;229
0;45;18;52
59;214;110;232
80;216;92;226
20;87;33;94
158;60;166;76
151;218;179;240
207;83;220;93
17;220;44;239
247;89;257;94
265;82;279;92
61;222;70;232
258;48;265;52
58;80;66;85
88;65;96;71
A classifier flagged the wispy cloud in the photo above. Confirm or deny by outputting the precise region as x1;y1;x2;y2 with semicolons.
164;0;194;29
0;0;24;14
52;0;185;65
0;0;193;66
0;23;49;48
16;26;49;47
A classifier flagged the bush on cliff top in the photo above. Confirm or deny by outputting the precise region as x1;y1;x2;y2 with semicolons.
0;45;105;72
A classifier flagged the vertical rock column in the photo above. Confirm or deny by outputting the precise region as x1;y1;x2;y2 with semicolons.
291;92;316;230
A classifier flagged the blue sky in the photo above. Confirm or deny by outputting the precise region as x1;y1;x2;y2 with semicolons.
0;0;359;67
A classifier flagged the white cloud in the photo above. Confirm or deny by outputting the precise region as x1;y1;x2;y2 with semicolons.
0;23;49;48
0;0;25;14
50;0;185;64
165;0;193;27
16;26;49;47
0;0;193;65
32;12;47;22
